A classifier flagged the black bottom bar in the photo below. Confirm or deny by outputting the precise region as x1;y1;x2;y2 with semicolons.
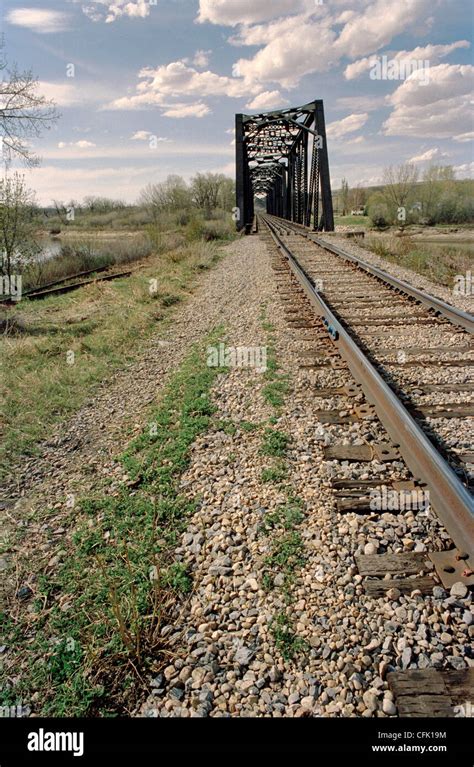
0;717;470;764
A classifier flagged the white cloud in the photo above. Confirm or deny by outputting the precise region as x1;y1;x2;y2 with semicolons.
333;0;434;60
383;64;474;138
192;50;212;68
230;0;434;89
453;161;474;178
38;80;114;106
344;41;470;80
197;0;311;26
453;131;474;143
232;14;336;88
6;8;71;34
37;82;79;106
106;60;251;113
80;1;152;23
130;131;170;141
161;102;211;118
408;147;449;163
246;90;288;111
327;113;369;140
57;140;97;148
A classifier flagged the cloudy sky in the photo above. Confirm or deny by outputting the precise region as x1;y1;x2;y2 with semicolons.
3;0;473;205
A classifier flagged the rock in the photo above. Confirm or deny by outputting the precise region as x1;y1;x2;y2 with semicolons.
179;667;192;683
300;696;314;710
440;632;452;645
362;690;378;711
395;606;407;622
401;647;412;669
268;666;282;683
169;687;185;701
382;698;397;716
16;586;32;601
432;586;446;599
417;653;430;669
386;588;401;600
191;668;206;685
235;647;254;666
246;578;259;592
448;656;466;670
461;610;472;626
450;582;468;599
163;664;176;681
364;542;378;555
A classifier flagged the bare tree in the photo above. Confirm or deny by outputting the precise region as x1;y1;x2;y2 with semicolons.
217;177;235;211
381;164;419;226
349;184;366;212
0;46;59;167
139;176;191;223
191;173;226;217
339;178;350;216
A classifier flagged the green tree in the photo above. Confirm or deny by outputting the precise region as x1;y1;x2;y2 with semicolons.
0;173;38;298
340;178;350;216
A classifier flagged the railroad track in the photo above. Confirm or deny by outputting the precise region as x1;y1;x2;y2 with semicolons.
259;214;474;715
260;213;474;586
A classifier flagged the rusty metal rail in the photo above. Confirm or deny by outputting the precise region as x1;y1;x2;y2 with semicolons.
261;214;474;564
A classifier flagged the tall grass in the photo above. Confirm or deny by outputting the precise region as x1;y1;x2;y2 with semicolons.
23;237;153;290
364;234;472;287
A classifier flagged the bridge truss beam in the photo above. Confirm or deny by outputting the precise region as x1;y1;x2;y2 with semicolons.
235;100;334;232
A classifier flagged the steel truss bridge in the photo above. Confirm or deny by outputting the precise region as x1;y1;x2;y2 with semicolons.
235;100;334;233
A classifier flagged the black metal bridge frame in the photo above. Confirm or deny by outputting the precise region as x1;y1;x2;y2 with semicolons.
235;100;334;233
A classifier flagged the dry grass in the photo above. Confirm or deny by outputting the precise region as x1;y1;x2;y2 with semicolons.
364;233;472;287
0;240;223;480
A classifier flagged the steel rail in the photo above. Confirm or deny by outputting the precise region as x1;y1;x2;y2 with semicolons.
266;215;474;334
262;215;474;562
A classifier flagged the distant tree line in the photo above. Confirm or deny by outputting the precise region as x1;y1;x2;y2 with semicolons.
139;173;234;222
337;165;473;227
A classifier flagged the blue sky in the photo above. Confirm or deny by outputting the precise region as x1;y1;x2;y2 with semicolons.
3;0;473;204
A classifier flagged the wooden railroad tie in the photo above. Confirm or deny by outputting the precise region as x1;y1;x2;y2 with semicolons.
387;668;474;718
354;552;438;596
